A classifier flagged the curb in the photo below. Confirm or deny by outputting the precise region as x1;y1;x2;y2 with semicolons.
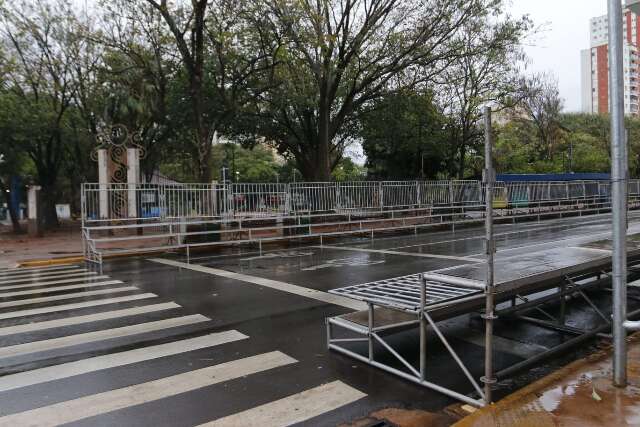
16;247;188;268
18;256;85;267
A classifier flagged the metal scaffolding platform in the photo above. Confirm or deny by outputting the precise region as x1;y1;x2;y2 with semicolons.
326;232;640;408
330;274;480;312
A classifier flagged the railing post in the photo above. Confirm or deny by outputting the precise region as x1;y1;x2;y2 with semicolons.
449;181;454;205
285;183;292;215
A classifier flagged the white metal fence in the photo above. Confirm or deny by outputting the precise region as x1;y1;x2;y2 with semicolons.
81;180;638;223
81;179;640;268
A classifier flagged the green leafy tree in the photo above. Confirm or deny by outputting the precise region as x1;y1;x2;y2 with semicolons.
1;0;87;228
438;11;531;178
360;90;447;179
0;92;31;232
140;0;278;181
247;0;504;181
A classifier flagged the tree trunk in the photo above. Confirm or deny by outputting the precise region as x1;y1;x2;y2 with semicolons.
190;73;212;182
316;102;332;181
40;181;59;230
458;145;466;179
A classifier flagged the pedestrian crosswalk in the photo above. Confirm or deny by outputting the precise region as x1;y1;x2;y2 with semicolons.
0;264;366;426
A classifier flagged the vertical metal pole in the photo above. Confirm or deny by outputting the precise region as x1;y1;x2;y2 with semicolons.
559;281;566;325
609;0;628;388
482;106;497;403
420;274;427;380
368;302;374;362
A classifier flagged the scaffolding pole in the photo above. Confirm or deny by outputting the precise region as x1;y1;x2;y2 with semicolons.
609;0;628;388
481;106;497;403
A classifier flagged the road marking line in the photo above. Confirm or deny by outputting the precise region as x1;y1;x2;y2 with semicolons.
0;351;297;427
0;314;210;359
0;271;97;286
0;276;111;291
199;380;366;427
0;265;79;274
0;302;180;337
569;246;612;254
0;266;82;278
0;331;248;392
0;294;157;321
0;287;139;310
0;281;124;298
149;258;367;311
312;245;483;262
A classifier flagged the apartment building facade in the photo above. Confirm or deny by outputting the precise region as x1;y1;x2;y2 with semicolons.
581;6;640;115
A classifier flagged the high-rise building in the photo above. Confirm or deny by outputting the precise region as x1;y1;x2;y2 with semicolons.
581;4;640;115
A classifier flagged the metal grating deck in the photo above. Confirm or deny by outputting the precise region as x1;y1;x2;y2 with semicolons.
329;273;480;312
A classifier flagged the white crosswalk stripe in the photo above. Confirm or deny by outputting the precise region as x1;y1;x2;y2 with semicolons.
0;315;210;360
0;293;157;321
0;351;298;427
0;302;180;337
0;267;85;280
0;271;96;285
0;286;139;310
0;331;248;392
0;265;81;276
0;280;124;298
0;275;111;291
200;381;367;427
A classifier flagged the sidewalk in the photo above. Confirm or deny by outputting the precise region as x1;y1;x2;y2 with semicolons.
0;225;82;268
454;335;640;427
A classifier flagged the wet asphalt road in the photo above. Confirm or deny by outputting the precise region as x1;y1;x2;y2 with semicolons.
0;212;639;426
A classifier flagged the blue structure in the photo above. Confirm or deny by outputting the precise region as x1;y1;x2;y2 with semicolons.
496;173;610;182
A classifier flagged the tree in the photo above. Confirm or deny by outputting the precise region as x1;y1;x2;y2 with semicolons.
437;12;531;178
513;73;564;161
249;0;502;181
360;89;447;179
92;1;188;181
1;0;87;228
141;0;277;181
332;157;366;181
0;92;30;233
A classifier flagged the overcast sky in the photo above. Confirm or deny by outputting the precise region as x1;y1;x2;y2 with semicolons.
508;0;610;112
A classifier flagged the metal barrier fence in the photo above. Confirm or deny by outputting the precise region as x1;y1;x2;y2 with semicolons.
83;179;634;223
81;179;640;269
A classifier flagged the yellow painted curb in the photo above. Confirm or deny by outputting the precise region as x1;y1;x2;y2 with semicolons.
17;247;181;268
18;256;85;267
